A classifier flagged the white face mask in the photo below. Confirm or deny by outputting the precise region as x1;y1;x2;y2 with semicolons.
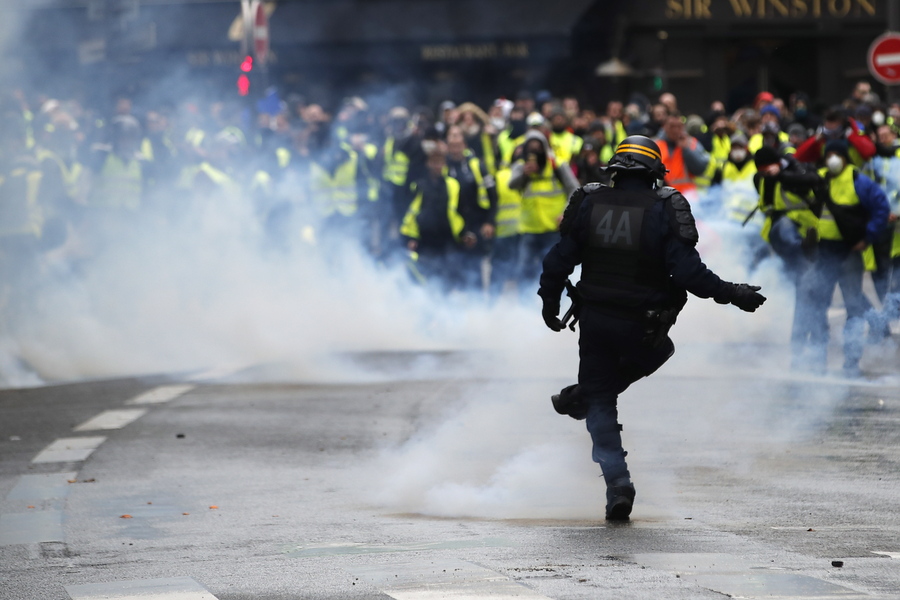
826;154;844;175
730;148;748;163
872;111;886;127
491;117;506;131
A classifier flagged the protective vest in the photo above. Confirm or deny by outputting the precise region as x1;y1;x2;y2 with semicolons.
476;132;497;175
178;162;239;197
695;156;720;190
494;168;521;239
748;131;790;154
34;148;82;200
184;127;206;149
609;120;628;147
579;186;669;308
311;146;359;217
457;150;490;211
710;135;731;163
519;161;568;234
719;160;759;224
499;133;526;167
816;165;866;243
250;170;273;196
276;147;292;169
140;136;177;163
549;130;583;165
362;143;380;202
87;153;142;210
0;166;43;238
658;140;696;195
399;176;464;240
382;137;410;187
757;178;818;243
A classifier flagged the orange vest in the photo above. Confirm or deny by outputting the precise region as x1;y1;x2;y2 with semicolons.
659;139;696;194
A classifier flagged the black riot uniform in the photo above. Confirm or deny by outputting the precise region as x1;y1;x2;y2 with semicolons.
538;135;766;521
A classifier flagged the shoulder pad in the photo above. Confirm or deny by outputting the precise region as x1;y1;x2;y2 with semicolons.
657;186;679;200
582;182;605;195
662;189;699;246
559;185;593;236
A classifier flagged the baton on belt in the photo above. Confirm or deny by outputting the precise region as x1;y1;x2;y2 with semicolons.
560;279;580;331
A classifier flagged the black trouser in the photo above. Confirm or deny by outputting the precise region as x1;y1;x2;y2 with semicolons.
578;305;675;484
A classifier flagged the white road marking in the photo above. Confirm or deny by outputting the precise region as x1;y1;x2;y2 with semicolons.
187;364;247;381
125;384;196;405
73;408;148;431
6;472;78;500
354;559;553;600
66;576;219;600
32;437;106;463
0;510;64;545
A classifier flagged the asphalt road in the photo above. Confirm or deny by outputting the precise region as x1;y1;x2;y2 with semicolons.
2;344;900;600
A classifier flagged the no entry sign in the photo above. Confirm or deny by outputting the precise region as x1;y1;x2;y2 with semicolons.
869;32;900;85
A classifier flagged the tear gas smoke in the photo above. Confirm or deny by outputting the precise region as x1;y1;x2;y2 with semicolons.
1;3;882;523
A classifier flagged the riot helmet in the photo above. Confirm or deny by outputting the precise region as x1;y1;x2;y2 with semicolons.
607;135;668;180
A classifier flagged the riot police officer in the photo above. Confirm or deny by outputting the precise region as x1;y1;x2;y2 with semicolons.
538;135;766;520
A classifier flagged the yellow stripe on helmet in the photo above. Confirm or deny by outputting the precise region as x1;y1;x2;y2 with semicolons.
616;144;661;160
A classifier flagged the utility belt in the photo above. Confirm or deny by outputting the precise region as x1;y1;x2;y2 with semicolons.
582;299;681;349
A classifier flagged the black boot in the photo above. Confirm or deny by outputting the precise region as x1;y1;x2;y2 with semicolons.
605;476;636;521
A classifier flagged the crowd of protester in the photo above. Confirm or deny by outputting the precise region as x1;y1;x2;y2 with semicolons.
1;79;899;372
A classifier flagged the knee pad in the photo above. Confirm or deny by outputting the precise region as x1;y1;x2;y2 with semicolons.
551;384;589;420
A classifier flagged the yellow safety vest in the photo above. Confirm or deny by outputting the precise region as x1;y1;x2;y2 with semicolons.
817;165;876;270
382;137;410;187
893;221;900;259
748;131;791;154
363;143;380;202
757;178;818;243
710;135;731;163
87;154;142;210
460;151;490;210
34;148;82;200
140;136;177;163
0;167;43;238
276;147;291;169
609;120;628;147
177;162;241;198
719;160;759;224
310;147;359;217
400;176;465;240
184;127;206;149
549;130;583;165
499;133;526;168
477;132;497;175
494;168;522;239
519;161;567;234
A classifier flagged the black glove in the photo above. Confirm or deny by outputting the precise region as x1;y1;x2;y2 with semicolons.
715;283;766;312
542;302;564;332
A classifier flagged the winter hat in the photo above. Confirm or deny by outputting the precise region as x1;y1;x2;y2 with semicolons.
754;146;780;167
730;132;748;147
760;105;781;119
824;139;850;159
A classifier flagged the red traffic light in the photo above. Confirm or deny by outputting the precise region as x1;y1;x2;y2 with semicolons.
240;55;253;73
237;74;250;96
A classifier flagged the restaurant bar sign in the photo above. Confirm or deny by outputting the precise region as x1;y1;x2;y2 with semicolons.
421;42;530;61
658;0;880;20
